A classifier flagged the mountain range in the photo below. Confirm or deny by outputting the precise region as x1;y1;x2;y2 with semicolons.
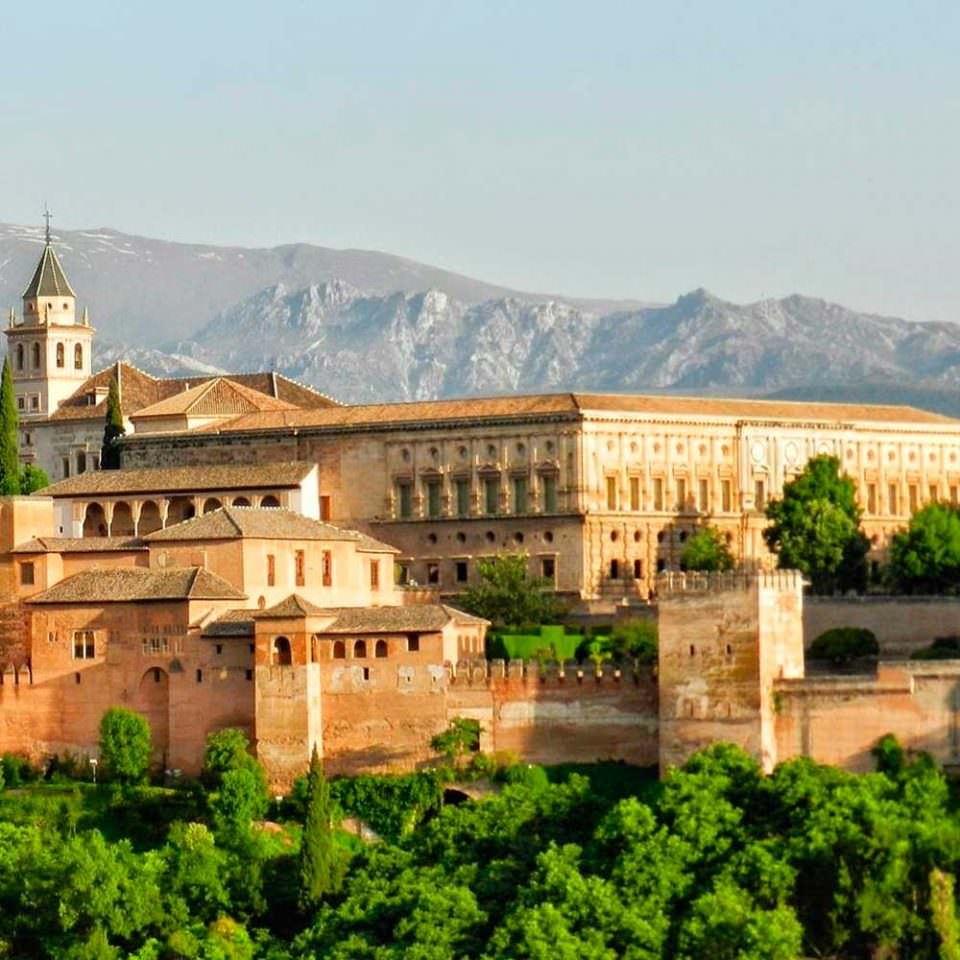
2;222;959;414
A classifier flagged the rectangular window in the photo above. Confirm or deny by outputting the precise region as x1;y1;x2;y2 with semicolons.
295;550;305;587
610;559;620;579
606;476;618;510
629;476;641;511
396;562;410;585
455;560;468;583
425;480;442;518
909;484;919;513
512;475;528;514
888;483;898;515
698;478;709;513
929;484;939;504
62;457;70;479
16;398;24;411
320;495;332;521
455;478;470;516
72;631;95;660
322;550;332;587
754;479;765;509
484;476;499;515
407;635;420;653
542;474;557;513
541;556;556;583
633;559;643;580
19;562;34;586
140;636;169;655
951;486;959;505
866;483;877;515
653;477;664;511
675;478;687;511
427;562;440;585
721;479;732;512
397;481;412;519
30;396;38;410
76;452;87;474
370;559;380;590
196;669;203;684
266;554;276;587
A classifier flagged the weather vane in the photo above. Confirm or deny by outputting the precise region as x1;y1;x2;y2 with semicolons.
42;204;52;245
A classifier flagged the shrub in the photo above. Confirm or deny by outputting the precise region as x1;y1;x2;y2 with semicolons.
606;619;658;663
499;763;549;792
1;754;37;788
911;636;960;660
98;707;152;784
808;627;879;664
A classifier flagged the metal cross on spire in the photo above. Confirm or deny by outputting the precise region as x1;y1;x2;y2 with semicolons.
43;204;52;245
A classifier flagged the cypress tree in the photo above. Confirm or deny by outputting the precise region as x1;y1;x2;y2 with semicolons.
298;745;342;912
100;376;125;470
0;358;20;495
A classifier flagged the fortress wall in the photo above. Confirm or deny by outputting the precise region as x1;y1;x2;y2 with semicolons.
804;597;960;657
775;662;960;771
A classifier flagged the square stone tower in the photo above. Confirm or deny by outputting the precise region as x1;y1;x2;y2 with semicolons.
657;570;805;774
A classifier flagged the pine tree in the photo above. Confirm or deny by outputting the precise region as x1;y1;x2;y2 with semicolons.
100;376;125;470
0;358;20;495
298;745;342;912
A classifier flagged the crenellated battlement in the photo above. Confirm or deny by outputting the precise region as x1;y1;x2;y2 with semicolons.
447;657;654;688
655;569;805;598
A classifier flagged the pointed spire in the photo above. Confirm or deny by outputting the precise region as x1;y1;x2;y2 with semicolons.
43;204;52;246
22;241;75;300
82;306;89;326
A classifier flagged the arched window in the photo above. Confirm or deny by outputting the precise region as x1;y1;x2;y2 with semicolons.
354;639;367;659
56;343;64;368
31;342;40;369
16;345;23;370
375;639;388;658
260;495;281;508
273;636;292;666
74;343;83;370
333;640;346;659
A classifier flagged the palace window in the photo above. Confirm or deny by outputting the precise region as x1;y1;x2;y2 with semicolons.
322;550;333;587
455;560;468;583
19;562;34;586
951;486;959;505
395;561;410;585
653;477;664;511
754;479;766;509
74;344;83;369
721;479;732;512
396;480;412;519
61;457;70;479
866;483;877;515
698;478;709;512
31;343;40;369
888;483;898;515
370;559;380;590
30;396;39;410
141;636;169;655
17;398;24;411
425;479;442;518
610;559;620;579
542;473;558;513
629;476;641;511
72;631;95;660
541;556;556;583
909;484;919;513
606;476;618;510
483;476;499;515
675;478;687;511
929;484;939;504
512;475;528;514
633;559;643;580
267;553;276;586
295;550;305;587
454;478;470;516
427;562;440;585
76;452;86;474
56;343;64;368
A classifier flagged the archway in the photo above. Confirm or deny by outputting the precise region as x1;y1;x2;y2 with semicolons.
375;639;388;658
354;639;367;659
232;496;251;508
110;502;135;536
333;640;345;659
202;497;222;514
82;503;107;538
166;497;196;526
273;636;292;666
138;501;162;535
133;668;170;768
260;495;281;509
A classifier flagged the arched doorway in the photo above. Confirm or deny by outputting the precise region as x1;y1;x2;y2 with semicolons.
133;668;170;768
138;501;162;535
203;497;222;514
110;502;135;536
273;636;292;666
82;503;107;538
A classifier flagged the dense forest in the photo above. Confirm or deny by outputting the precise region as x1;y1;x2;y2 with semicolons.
0;721;959;959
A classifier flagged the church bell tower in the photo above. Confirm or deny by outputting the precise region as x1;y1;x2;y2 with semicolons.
5;213;94;459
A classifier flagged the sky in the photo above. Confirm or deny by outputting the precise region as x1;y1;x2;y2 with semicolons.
1;1;957;322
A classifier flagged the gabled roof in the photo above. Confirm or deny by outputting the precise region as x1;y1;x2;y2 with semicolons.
202;609;257;638
36;461;314;497
144;506;399;552
254;594;329;619
13;536;146;555
302;603;487;633
46;363;338;424
27;566;246;604
23;244;75;299
131;377;298;421
175;391;960;436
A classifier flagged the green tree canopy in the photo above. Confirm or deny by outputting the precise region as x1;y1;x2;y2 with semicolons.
298;746;344;912
98;708;151;784
19;464;49;494
100;376;125;470
763;455;869;594
680;527;735;572
457;552;560;629
0;359;20;496
430;717;480;768
887;502;960;594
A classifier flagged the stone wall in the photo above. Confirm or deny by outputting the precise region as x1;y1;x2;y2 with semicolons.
804;596;960;657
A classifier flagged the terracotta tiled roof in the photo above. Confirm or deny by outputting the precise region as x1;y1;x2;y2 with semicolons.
27;567;246;604
310;603;488;633
175;391;960;436
46;365;337;425
12;536;146;554
36;461;315;497
254;594;330;619
144;507;399;551
131;377;298;421
202;610;256;638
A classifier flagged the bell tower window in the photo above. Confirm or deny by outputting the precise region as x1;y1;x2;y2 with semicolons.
56;343;64;368
31;343;40;369
15;345;23;371
74;344;83;370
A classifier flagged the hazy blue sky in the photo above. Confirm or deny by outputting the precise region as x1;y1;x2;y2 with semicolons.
2;1;957;321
